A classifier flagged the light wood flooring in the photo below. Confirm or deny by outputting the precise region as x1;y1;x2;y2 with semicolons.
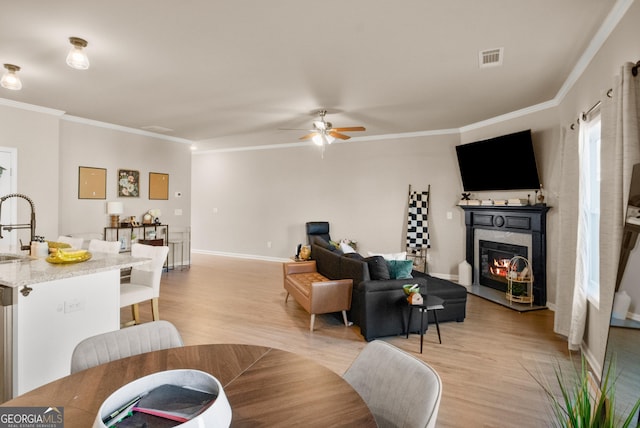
122;253;578;427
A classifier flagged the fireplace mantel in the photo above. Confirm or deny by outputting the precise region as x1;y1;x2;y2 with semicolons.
460;205;550;305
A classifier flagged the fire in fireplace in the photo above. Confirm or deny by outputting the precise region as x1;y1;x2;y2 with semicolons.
479;240;528;292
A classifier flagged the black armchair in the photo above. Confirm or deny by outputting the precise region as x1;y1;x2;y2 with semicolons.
306;221;331;245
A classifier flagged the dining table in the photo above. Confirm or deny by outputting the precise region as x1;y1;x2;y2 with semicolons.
1;343;377;427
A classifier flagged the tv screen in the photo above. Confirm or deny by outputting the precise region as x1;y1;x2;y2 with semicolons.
455;129;540;191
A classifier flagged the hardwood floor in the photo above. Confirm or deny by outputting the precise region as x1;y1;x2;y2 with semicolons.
123;253;577;427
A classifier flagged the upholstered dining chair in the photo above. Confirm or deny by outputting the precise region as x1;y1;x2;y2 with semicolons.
70;320;183;373
343;340;442;428
56;235;84;250
88;239;120;254
120;243;169;326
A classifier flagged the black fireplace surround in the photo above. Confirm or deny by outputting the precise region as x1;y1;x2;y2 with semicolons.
460;205;550;305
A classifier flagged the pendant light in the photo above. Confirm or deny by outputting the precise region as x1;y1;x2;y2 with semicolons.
1;64;22;90
66;37;90;70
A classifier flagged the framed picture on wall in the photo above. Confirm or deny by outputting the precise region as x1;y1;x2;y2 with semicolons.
149;172;169;200
118;169;140;197
78;166;106;199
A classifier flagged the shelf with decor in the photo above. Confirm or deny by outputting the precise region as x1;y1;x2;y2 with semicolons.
103;224;169;253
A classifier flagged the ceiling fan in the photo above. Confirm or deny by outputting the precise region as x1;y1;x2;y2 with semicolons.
300;110;365;146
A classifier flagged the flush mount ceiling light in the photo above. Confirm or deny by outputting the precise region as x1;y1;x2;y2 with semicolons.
1;64;22;90
66;37;90;70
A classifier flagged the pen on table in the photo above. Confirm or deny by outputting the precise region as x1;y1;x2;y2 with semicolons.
102;393;146;424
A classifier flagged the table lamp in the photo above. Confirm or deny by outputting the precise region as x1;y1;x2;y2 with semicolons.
107;202;124;227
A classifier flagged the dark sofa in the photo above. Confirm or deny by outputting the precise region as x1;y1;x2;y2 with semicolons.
311;243;467;341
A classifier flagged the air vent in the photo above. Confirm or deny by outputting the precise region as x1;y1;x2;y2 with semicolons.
479;48;503;68
141;125;174;133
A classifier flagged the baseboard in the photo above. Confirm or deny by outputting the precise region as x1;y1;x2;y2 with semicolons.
192;249;289;263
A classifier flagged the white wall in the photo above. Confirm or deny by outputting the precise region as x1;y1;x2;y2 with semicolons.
0;104;192;248
0;104;60;244
192;132;466;276
58;120;192;239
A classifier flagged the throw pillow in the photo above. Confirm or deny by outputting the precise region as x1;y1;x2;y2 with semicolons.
367;251;407;261
364;256;390;280
387;259;414;279
339;242;356;254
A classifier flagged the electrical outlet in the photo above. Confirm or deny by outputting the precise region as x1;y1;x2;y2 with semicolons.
174;208;183;216
213;208;218;214
446;211;453;220
64;299;85;313
267;241;272;248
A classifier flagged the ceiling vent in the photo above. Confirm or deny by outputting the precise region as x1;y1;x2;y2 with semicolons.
141;125;174;133
479;48;503;68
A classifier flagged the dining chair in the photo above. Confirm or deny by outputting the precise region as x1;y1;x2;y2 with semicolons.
121;243;169;325
88;239;120;254
56;235;84;250
343;340;442;428
70;320;183;373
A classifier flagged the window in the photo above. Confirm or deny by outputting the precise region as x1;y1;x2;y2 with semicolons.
578;112;601;306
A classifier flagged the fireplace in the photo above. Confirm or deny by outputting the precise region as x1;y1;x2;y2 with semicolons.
460;205;549;306
479;240;527;292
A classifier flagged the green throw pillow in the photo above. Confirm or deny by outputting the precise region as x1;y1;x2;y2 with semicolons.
387;259;414;279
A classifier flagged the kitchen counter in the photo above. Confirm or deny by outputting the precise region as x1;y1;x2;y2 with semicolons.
0;251;151;401
0;252;147;288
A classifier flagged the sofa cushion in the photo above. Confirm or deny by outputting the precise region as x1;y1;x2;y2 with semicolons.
312;243;342;280
364;256;390;280
343;252;364;261
387;259;414;279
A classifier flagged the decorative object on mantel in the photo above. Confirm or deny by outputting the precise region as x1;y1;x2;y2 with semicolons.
535;184;545;206
461;192;471;201
458;199;481;206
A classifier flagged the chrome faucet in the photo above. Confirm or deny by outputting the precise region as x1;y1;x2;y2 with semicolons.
0;194;36;251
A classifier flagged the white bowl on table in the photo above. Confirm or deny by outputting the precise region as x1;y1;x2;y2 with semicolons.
93;369;232;427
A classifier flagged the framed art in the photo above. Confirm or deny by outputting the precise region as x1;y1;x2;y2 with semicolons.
78;166;106;199
149;172;169;200
118;169;140;197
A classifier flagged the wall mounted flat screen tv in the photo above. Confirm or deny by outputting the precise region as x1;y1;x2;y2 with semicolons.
455;129;540;191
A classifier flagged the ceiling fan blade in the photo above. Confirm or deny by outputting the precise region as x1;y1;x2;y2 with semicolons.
331;126;366;132
329;131;350;140
299;132;317;140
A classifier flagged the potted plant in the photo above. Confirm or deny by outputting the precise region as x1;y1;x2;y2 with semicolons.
532;355;640;427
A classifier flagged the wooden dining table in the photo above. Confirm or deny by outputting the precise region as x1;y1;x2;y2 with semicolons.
1;344;377;427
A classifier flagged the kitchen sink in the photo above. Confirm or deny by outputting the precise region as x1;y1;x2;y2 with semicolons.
0;254;27;263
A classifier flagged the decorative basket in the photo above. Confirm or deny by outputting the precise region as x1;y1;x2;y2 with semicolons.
506;255;534;305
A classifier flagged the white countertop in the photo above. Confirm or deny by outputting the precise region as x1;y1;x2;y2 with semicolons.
0;252;148;288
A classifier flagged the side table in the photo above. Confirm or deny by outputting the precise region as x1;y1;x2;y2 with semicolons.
405;294;444;353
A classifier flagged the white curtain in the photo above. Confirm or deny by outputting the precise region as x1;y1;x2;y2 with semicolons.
555;62;640;352
568;123;590;350
554;126;580;339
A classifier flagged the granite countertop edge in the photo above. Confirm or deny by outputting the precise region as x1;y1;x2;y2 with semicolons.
0;253;149;288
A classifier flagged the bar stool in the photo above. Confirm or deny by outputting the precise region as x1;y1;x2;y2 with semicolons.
168;240;183;270
405;294;444;353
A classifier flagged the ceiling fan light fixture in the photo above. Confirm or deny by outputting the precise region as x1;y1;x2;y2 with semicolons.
66;37;90;70
1;64;22;90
